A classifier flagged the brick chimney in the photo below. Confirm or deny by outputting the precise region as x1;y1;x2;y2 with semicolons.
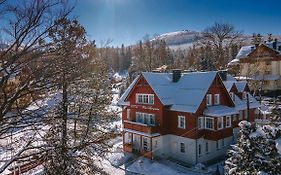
273;38;277;50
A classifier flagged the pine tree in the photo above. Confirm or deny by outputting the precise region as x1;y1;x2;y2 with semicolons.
225;121;281;175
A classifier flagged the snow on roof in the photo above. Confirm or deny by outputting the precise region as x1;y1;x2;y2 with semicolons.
203;105;239;117
234;94;260;110
252;74;280;81
142;71;217;113
228;58;240;66
117;75;140;106
223;81;236;92
230;41;281;65
227;74;237;81
235;81;247;92
236;45;254;59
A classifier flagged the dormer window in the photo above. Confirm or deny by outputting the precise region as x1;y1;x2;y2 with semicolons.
214;94;220;105
229;92;235;101
206;94;212;106
136;93;154;104
243;92;247;99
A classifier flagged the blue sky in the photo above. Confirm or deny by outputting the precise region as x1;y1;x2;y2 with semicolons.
73;0;281;46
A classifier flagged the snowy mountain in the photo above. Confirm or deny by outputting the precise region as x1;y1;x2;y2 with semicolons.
153;30;201;46
152;30;281;50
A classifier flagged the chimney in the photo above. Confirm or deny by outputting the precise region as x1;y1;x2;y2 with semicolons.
273;38;277;50
172;69;181;82
218;70;227;81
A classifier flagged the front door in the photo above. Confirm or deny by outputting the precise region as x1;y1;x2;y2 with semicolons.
171;142;177;155
133;134;141;151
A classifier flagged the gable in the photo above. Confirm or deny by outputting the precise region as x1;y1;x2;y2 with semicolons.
195;74;235;115
248;44;279;59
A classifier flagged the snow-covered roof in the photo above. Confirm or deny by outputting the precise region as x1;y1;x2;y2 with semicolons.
234;94;260;110
203;105;239;117
227;74;237;81
235;81;247;92
142;71;217;113
118;71;218;113
223;81;236;92
118;75;140;106
229;40;281;65
252;74;280;81
236;45;254;59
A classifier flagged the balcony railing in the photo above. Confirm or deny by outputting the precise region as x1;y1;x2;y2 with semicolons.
123;120;160;134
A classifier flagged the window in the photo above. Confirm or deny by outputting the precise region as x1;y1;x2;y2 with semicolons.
136;94;154;104
178;116;186;129
226;116;231;127
180;143;185;153
143;137;148;151
198;117;205;130
216;140;219;150
149;95;154;104
205;141;209;153
239;111;243;120
198;144;202;156
136;112;155;125
214;94;220;105
221;138;225;147
127;109;131;120
206;94;212;106
230;92;235;101
136;94;143;103
217;117;223;130
136;112;144;123
243;92;247;99
205;117;214;130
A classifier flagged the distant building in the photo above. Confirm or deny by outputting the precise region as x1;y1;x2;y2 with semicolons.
118;70;259;165
229;39;281;93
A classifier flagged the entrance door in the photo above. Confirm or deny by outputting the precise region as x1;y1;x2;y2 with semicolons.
171;142;177;155
133;134;141;151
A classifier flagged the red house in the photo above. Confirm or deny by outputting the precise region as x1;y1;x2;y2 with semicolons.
118;70;259;165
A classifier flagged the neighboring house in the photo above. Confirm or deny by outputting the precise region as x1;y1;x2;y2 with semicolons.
228;39;281;92
118;70;259;165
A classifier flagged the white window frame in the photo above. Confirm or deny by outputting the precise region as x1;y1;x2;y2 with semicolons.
243;92;247;99
214;94;220;105
205;141;209;154
206;94;212;106
136;112;155;126
198;117;205;130
217;117;224;130
205;117;214;130
180;143;185;153
143;137;149;152
198;144;202;156
229;92;235;101
136;93;154;105
178;116;186;129
226;115;231;128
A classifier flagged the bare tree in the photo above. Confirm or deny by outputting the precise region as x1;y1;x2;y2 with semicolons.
0;0;73;173
201;22;242;69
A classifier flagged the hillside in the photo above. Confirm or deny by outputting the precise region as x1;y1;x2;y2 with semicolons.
152;30;281;50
